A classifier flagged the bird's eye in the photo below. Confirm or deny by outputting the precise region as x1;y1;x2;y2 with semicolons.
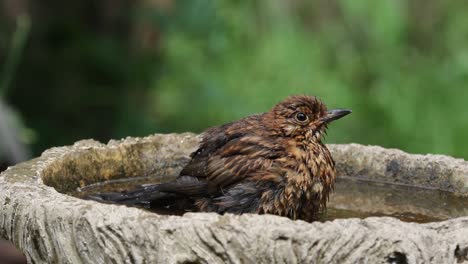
295;112;308;122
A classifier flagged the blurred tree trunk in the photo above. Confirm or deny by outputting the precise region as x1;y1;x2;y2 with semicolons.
0;100;31;164
0;0;172;155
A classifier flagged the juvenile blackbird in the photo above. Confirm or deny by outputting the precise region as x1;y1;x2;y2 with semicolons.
93;95;351;222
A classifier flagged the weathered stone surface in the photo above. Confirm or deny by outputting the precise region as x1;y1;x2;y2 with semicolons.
0;133;467;264
328;144;468;195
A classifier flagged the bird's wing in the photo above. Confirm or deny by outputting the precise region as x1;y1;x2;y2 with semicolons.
181;133;283;189
155;175;212;196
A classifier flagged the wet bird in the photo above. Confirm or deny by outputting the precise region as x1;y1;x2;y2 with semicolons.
92;95;351;222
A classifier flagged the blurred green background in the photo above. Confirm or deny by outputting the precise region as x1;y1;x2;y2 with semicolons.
1;0;468;168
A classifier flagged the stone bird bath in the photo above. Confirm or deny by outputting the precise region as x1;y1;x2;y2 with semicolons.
0;133;467;263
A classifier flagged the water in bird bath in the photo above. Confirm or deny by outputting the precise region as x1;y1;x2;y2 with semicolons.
325;177;468;223
73;176;468;223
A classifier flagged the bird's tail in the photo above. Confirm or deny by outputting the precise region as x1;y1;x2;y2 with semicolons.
86;184;175;207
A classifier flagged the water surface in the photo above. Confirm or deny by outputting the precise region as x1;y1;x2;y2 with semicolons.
73;176;468;223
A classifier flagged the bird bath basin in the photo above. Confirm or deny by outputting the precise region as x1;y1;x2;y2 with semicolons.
1;133;468;263
73;174;467;224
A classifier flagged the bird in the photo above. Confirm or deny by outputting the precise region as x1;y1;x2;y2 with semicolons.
91;95;351;222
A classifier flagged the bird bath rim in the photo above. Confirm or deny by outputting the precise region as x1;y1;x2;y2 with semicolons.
1;133;467;263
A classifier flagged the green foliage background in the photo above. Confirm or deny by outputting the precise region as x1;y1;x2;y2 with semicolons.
1;0;468;161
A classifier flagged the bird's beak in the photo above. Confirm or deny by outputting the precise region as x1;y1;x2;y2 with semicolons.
321;109;352;123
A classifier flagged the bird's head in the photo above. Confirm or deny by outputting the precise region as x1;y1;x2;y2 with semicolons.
269;95;351;142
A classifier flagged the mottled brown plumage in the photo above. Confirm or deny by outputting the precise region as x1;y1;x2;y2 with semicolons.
94;95;351;222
